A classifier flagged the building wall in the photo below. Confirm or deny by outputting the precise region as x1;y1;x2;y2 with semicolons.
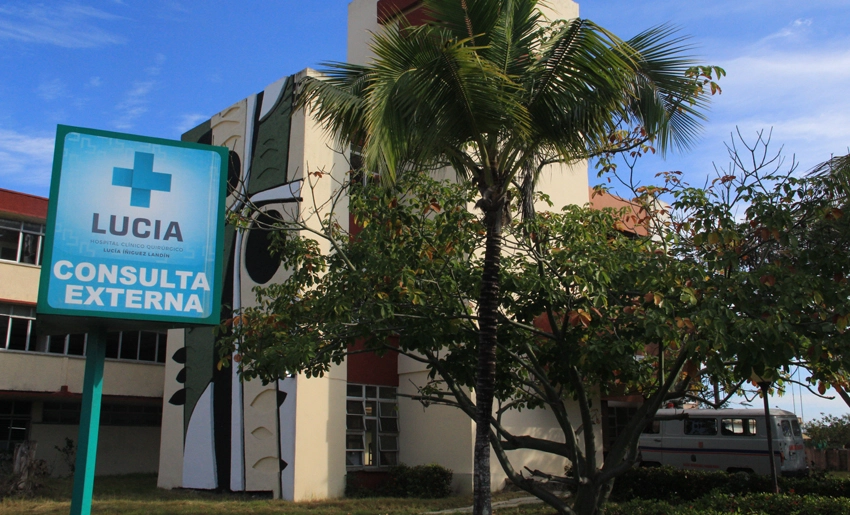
0;263;40;304
1;188;167;478
31;424;160;477
0;352;163;398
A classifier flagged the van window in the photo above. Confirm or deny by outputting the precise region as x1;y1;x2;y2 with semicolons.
643;420;661;434
791;419;802;437
780;420;793;437
721;418;757;436
685;418;717;436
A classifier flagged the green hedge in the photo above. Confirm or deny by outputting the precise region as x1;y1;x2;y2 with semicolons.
610;466;850;502
345;463;453;498
608;494;850;515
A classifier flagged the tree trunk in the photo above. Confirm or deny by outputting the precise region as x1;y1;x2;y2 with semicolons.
473;205;503;515
573;476;613;515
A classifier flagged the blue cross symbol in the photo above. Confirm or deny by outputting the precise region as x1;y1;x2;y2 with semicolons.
112;152;172;208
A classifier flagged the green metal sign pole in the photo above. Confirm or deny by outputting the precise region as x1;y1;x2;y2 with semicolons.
69;328;107;515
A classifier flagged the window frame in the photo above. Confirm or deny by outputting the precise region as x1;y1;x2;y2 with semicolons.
0;218;44;266
1;304;167;364
346;383;399;469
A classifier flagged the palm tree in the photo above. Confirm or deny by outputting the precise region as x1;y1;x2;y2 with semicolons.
298;1;716;513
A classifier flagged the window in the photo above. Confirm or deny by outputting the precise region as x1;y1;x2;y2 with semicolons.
642;420;661;434
346;384;398;467
721;418;757;436
780;419;793;437
1;304;167;363
606;405;638;448
42;401;162;426
0;401;31;452
685;418;718;436
0;218;44;265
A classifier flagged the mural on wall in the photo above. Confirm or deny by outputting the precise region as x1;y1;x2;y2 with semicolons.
167;74;302;496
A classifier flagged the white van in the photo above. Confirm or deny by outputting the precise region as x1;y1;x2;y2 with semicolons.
638;408;808;476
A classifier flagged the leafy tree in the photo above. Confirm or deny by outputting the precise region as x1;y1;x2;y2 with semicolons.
804;413;850;449
296;1;719;512
224;171;706;515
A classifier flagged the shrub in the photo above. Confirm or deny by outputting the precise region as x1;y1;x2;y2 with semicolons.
345;463;453;498
609;494;850;515
610;466;850;502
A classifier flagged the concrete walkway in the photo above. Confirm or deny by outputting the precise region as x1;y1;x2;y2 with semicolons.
425;496;545;513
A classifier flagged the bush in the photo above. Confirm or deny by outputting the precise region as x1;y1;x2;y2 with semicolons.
609;494;850;515
345;463;453;498
610;466;850;502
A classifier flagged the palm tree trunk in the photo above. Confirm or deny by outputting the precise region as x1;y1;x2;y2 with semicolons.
473;204;503;515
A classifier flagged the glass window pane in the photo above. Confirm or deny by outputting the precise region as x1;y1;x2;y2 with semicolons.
138;332;157;361
9;420;28;441
379;387;396;399
380;417;398;433
781;420;792;437
12;402;30;416
19;233;38;264
106;332;120;359
346;451;363;467
49;334;68;354
379;435;397;451
685;418;717;436
380;451;398;466
0;401;13;415
347;415;364;431
120;331;139;360
7;317;29;351
791;419;801;436
347;384;363;397
156;333;167;363
364;401;376;417
346;434;364;450
346;400;364;415
365;386;377;399
379;402;396;417
0;315;9;349
67;334;86;356
0;228;19;261
365;419;377;466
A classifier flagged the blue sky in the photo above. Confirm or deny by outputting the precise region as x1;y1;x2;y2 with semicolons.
1;0;848;420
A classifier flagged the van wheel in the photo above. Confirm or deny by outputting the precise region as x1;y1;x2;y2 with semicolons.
640;462;661;468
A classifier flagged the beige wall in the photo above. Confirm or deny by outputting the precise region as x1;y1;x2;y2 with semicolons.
31;423;160;477
398;364;475;494
347;0;379;66
292;362;347;500
0;261;40;303
0;352;164;398
397;355;603;494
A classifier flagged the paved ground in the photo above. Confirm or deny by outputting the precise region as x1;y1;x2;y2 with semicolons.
425;496;545;513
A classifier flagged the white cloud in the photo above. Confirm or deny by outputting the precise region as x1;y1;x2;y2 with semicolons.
36;78;69;101
88;76;102;88
113;80;156;130
0;129;55;189
175;113;209;135
0;2;125;48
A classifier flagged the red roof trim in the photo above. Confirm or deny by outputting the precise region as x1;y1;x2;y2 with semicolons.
0;188;48;220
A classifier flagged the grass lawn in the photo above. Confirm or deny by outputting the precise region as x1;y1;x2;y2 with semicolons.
0;474;553;515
